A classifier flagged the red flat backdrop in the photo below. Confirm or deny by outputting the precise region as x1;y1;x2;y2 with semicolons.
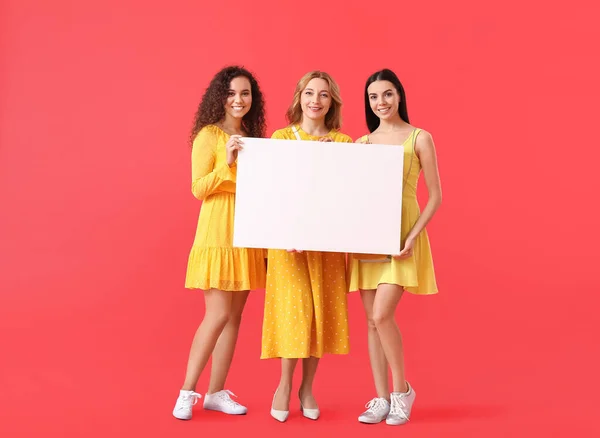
1;1;599;436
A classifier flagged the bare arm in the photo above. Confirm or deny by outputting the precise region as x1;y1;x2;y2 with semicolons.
405;130;442;242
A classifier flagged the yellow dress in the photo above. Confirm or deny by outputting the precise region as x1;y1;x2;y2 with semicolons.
347;128;438;295
185;125;266;291
261;126;352;359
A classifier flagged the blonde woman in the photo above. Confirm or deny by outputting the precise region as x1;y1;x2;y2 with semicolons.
261;71;352;422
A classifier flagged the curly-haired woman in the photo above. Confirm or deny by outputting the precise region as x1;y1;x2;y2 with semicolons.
172;66;267;421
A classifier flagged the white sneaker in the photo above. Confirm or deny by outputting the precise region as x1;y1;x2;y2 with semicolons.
358;397;390;424
203;390;247;415
173;390;201;420
386;383;416;425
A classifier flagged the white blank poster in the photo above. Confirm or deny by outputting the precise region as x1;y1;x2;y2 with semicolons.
233;138;404;255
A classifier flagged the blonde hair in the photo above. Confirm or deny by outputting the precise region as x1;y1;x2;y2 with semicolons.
285;71;343;131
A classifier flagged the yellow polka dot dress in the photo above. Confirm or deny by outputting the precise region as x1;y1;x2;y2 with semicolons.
261;126;352;359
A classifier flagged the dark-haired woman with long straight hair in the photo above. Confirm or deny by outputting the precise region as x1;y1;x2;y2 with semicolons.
347;69;442;426
172;66;267;421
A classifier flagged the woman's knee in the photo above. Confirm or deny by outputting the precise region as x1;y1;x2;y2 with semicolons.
366;315;378;330
372;310;395;328
227;311;243;326
207;311;230;329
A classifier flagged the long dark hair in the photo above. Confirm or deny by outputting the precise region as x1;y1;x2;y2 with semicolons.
364;69;409;133
190;66;266;145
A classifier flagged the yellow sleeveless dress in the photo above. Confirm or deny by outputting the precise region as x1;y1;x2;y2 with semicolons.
184;125;266;291
347;128;438;295
261;125;352;359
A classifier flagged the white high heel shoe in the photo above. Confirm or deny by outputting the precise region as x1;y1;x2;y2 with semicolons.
270;389;289;422
299;392;320;420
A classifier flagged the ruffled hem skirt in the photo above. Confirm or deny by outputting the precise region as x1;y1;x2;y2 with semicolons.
347;230;438;295
185;246;266;291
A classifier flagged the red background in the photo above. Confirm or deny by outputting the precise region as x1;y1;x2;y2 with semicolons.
1;0;599;437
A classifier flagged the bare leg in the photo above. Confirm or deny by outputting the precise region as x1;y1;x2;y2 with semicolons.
273;358;298;411
207;291;250;393
360;289;390;399
182;289;232;391
299;357;319;408
372;284;407;393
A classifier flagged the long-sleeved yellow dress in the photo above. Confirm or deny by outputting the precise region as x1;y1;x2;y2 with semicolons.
185;124;266;291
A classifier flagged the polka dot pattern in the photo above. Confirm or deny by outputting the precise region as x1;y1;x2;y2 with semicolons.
261;250;350;359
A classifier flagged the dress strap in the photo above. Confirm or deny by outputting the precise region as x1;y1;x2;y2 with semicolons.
402;128;420;192
291;125;302;141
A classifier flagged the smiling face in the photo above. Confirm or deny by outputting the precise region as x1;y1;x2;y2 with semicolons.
224;76;252;120
300;78;332;122
367;80;401;121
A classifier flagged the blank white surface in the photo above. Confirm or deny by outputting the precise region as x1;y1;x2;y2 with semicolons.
233;137;404;254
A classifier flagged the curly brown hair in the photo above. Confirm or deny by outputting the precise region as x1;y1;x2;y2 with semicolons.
190;66;266;145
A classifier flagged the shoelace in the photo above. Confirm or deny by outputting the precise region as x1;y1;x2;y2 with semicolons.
364;397;388;414
177;392;201;409
389;394;410;421
218;390;242;407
